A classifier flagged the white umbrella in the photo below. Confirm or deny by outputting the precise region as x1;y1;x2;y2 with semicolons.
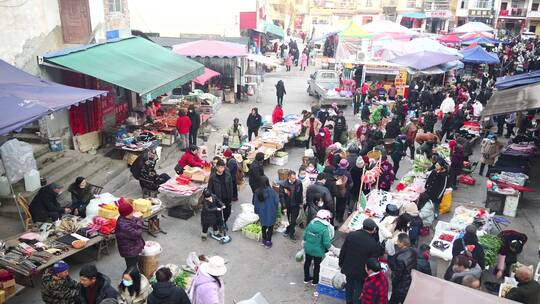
453;22;495;33
362;20;418;36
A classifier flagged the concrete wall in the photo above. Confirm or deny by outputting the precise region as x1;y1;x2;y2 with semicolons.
128;0;256;37
0;0;63;75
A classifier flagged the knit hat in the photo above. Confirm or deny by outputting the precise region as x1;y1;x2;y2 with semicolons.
403;201;419;216
316;209;332;220
363;218;378;231
52;261;69;274
223;149;233;158
339;159;349;169
356;156;365;169
118;197;133;217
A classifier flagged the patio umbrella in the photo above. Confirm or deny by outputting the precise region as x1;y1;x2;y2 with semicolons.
460;45;500;64
453;22;495;33
462;36;501;45
438;34;462;43
363;20;418;36
390;51;460;70
338;22;373;39
405;38;463;57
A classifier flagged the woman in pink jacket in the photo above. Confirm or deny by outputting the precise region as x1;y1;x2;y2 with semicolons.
189;256;226;304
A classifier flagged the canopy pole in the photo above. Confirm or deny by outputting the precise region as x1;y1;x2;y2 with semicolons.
442;72;446;86
0;156;26;229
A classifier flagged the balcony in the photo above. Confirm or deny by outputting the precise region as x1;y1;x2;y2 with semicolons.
499;8;527;17
528;10;540;18
424;0;450;11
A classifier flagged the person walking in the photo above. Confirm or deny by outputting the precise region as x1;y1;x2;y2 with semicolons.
306;174;334;215
188;105;201;146
41;261;78;304
226;118;243;152
276;80;286;105
207;159;233;225
300;52;308;71
313;128;331;164
285;54;293;72
303;210;334;285
388;233;417;304
253;176;279;248
148;267;191;304
223;149;239;202
339;219;382;304
391;135;407;178
200;188;225;241
334;159;352;223
449;144;464;190
189;256;227;304
404;118;418;159
303;116;322;149
115;198;145;269
246;108;262;141
248;152;265;193
479;135;502;176
77;264;118;304
333;110;347;144
505;113;516;138
118;267;152;304
176;109;192;151
360;258;389;304
424;158;448;217
278;170;304;241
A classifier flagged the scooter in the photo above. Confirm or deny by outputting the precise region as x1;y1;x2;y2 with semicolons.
209;207;232;244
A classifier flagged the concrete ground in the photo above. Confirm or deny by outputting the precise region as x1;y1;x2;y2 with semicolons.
8;63;540;303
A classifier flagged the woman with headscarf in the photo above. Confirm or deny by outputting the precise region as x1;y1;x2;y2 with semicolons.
226;118;243;151
313;127;331;165
68;177;94;217
378;157;395;192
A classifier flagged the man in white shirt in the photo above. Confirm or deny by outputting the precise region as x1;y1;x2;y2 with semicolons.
440;93;455;114
472;100;483;117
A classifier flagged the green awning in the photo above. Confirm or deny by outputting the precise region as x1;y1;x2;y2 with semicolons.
44;37;204;103
263;21;284;38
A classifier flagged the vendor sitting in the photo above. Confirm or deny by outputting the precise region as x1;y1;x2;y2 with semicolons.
29;183;71;222
68;177;94;217
177;145;207;171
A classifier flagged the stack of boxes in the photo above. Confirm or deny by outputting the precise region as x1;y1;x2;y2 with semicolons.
317;253;346;300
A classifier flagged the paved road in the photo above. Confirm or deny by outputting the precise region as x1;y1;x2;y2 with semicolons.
11;63;540;303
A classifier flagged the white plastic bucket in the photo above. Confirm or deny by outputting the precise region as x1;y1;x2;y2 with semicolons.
0;176;10;196
24;169;40;192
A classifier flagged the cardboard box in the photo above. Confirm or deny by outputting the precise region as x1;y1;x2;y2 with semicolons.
133;199;152;214
73;131;101;152
262;141;281;149
0;279;15;289
270;155;288;166
191;172;209;183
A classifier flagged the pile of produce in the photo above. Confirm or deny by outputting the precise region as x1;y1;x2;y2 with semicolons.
478;234;502;267
412;155;433;174
243;223;262;235
149;264;194;290
433;145;450;161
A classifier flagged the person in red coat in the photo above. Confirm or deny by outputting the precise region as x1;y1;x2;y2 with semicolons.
178;145;206;170
175;109;191;151
272;105;284;124
360;258;389;304
313;127;331;165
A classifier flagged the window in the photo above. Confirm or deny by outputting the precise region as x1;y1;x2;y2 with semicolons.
476;0;491;9
530;25;537;32
461;0;465;8
532;2;539;10
109;0;123;12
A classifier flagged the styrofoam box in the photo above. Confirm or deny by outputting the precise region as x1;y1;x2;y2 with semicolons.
269;155;288;166
321;254;340;268
319;265;339;286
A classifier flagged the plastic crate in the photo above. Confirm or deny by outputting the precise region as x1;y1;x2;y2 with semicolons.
319;265;339;286
316;283;346;300
241;227;262;242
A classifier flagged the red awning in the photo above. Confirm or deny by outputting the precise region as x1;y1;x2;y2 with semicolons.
193;67;220;85
438;34;462;43
172;40;248;58
240;12;257;30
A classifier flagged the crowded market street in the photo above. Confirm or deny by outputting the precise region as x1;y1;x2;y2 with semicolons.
7;63;540;303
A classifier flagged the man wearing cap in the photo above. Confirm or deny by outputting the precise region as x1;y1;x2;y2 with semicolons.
77;264;118;304
115;198;144;269
29;183;71;222
41;261;78;304
339;218;383;304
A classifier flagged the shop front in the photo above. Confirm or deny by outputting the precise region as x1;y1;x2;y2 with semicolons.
425;10;452;33
497;16;527;35
468;9;494;26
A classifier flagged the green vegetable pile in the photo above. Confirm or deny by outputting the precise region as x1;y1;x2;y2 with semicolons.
244;223;262;234
369;107;383;125
174;271;193;289
433;146;451;161
400;175;414;186
412;155;433;173
478;234;502;267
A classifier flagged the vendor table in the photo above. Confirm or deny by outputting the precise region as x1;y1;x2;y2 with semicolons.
485;190;522;217
143;206;167;237
6;233;105;287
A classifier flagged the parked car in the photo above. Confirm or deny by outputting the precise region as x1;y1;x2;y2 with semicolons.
307;70;352;107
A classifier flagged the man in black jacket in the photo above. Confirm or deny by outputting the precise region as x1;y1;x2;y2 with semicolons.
339;218;382;304
424;158;448;217
333;111;347;144
208;159;233;224
148;267;191;304
77;264;118;304
248;152;265;192
306;174;334;214
246;107;262;141
29;183;71;222
188;105;201;146
279;170;303;241
389;233;417;304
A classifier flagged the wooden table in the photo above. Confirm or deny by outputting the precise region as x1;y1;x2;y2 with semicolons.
143;207;167;237
4;233;106;287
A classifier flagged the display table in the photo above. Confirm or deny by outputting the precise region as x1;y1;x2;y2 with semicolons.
485;190;522;217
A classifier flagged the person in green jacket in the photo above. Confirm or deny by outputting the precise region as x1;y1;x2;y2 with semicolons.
303;209;334;285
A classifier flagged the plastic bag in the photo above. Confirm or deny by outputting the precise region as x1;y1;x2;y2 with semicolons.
232;211;259;231
297;207;307;228
295;249;305;263
459;174;476;186
332;273;347;290
439;188;453;215
0;139;37;183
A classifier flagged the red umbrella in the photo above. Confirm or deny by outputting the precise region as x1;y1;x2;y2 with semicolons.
438;34;461;43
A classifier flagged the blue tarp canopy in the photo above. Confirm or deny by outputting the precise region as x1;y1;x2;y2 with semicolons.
459;46;500;64
0;59;107;135
495;70;540;90
461;36;501;45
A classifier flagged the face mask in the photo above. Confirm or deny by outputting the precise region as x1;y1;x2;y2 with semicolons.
122;280;133;287
298;175;306;180
317;201;324;207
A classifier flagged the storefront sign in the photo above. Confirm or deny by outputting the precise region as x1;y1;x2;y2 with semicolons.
395;70;408;96
426;10;451;18
468;9;492;17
